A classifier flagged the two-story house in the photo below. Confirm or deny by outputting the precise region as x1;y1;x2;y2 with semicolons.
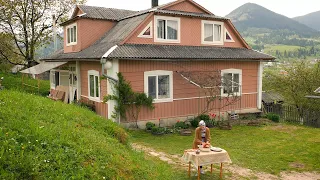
42;0;275;127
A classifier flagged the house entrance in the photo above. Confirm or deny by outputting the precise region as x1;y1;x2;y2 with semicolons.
69;65;77;103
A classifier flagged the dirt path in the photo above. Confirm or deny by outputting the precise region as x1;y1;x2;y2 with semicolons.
131;143;320;180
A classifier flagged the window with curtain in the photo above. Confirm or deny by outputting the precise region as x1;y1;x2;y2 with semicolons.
88;70;100;100
144;71;173;103
155;16;180;42
221;69;242;96
66;23;77;45
202;20;223;45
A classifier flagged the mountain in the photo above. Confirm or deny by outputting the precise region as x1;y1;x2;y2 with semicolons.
293;11;320;31
226;3;319;37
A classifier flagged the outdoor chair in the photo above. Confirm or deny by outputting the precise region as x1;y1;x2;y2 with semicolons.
48;90;65;101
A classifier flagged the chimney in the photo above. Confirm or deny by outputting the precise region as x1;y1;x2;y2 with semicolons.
152;0;158;8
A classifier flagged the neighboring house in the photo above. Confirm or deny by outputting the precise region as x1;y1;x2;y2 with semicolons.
35;0;274;127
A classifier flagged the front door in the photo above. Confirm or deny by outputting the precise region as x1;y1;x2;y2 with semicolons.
69;65;77;103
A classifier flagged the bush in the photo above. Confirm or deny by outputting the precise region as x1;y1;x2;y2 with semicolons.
266;113;280;123
151;127;165;135
190;118;200;128
204;119;216;128
197;114;210;121
145;122;156;130
74;98;96;112
174;121;189;129
190;114;212;128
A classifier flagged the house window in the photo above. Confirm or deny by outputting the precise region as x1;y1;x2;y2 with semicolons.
154;16;180;43
66;23;77;46
88;70;100;101
144;70;173;103
201;20;224;45
225;28;235;42
221;69;242;96
138;21;153;38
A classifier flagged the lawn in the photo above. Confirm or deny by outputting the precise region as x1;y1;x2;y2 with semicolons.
130;125;320;175
0;72;50;96
0;90;185;179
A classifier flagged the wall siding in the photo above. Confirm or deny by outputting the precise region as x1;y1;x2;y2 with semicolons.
80;61;108;118
64;19;115;53
125;15;245;48
165;1;207;13
119;60;259;121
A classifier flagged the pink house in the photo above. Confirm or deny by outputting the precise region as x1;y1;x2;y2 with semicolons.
43;0;274;127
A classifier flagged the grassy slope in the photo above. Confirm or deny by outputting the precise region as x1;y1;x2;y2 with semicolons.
0;90;180;179
130;125;320;174
0;72;50;96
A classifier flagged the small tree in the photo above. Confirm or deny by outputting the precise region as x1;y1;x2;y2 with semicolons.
104;73;154;127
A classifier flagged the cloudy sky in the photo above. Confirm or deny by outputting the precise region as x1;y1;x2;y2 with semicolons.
86;0;319;18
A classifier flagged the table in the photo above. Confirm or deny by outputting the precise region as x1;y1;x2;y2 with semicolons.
183;149;232;180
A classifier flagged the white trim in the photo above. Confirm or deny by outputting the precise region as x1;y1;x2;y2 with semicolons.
138;21;153;38
50;70;55;89
224;28;235;42
66;23;77;46
221;68;242;97
87;70;100;102
154;16;180;43
144;70;173;103
257;62;263;109
80;95;103;103
76;61;81;100
201;20;224;45
102;45;118;58
107;59;119;121
173;92;257;101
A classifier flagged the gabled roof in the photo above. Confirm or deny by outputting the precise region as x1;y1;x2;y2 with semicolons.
45;14;149;61
76;5;137;21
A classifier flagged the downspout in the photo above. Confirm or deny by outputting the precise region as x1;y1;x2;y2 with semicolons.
101;45;119;124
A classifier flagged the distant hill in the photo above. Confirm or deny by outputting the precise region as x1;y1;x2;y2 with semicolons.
226;3;319;37
293;11;320;31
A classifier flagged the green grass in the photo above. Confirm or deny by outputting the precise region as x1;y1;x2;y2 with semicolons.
0;90;183;179
0;72;50;96
130;125;320;175
264;45;302;54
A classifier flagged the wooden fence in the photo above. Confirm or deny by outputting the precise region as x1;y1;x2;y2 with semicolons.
264;104;320;128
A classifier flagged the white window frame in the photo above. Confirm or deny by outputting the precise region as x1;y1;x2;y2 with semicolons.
144;70;173;103
201;20;224;45
138;21;153;38
88;70;100;101
154;16;180;43
224;28;235;42
66;23;77;46
50;70;56;89
221;69;242;97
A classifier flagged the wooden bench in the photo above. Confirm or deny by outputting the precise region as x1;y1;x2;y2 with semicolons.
48;90;65;101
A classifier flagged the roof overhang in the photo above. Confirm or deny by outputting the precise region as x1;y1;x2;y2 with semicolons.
20;62;67;75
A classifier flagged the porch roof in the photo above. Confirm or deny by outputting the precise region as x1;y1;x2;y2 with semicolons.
20;62;67;75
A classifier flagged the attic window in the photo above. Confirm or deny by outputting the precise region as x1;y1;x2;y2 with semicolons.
138;22;153;38
154;16;180;43
225;28;235;42
201;20;224;45
66;23;77;46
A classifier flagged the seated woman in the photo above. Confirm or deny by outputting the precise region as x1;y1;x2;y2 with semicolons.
193;120;211;174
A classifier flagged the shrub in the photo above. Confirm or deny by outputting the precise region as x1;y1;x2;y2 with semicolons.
197;114;210;121
75;98;96;112
151;127;165;135
190;118;200;128
145;122;156;130
204;119;216;128
266;113;280;123
174;121;189;129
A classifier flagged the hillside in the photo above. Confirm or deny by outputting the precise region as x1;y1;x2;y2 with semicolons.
226;3;319;37
0;90;178;179
293;11;320;31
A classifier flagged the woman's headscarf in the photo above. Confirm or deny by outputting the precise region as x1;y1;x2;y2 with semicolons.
199;120;206;127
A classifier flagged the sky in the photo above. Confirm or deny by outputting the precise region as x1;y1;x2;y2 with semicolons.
86;0;319;18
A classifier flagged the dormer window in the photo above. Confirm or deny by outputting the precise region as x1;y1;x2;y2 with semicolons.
154;16;180;43
66;23;77;46
225;28;235;42
201;20;224;45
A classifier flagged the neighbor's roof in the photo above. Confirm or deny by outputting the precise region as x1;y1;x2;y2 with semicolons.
262;92;284;103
